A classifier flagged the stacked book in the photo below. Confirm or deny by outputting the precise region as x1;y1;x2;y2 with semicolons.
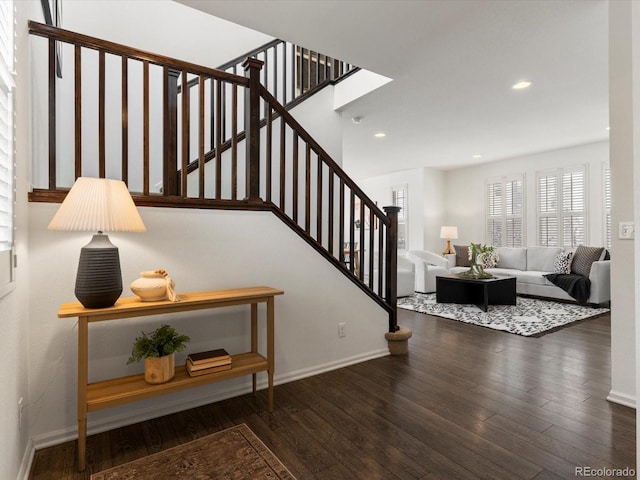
185;348;232;377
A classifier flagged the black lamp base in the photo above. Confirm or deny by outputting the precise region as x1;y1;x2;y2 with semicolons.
74;234;122;308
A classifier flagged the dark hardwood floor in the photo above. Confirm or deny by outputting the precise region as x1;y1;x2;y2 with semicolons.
29;309;636;480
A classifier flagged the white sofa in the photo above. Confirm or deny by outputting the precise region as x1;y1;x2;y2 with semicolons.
408;246;610;306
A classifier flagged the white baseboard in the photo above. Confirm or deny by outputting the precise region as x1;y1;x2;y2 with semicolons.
274;348;389;385
17;438;34;480
31;348;389;451
607;390;637;409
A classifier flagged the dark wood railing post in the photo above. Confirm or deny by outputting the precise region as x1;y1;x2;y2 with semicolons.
384;206;401;332
48;38;56;190
163;68;181;196
243;57;264;202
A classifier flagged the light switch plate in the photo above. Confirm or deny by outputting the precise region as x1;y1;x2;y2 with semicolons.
619;221;635;240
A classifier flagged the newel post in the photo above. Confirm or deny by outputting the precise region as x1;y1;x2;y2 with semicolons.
163;67;181;196
383;206;401;332
383;205;412;354
243;57;264;202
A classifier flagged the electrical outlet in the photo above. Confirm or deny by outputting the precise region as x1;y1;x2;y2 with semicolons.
338;322;346;338
18;397;23;431
619;221;635;240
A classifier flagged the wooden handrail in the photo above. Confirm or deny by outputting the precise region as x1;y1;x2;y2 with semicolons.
28;21;248;86
28;22;398;332
218;38;282;72
256;82;398;330
258;86;389;224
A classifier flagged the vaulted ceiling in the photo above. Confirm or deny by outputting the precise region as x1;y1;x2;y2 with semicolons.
176;0;609;179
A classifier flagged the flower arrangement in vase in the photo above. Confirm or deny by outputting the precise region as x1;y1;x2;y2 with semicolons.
457;243;498;279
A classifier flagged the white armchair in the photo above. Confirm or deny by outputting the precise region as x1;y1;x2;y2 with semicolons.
368;253;416;297
407;250;450;293
397;255;416;297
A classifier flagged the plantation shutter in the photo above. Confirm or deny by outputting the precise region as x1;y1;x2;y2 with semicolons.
504;178;523;247
537;172;558;246
486;180;502;246
0;0;13;293
392;184;408;251
537;166;587;247
562;167;585;247
604;165;611;250
486;176;524;247
392;188;407;220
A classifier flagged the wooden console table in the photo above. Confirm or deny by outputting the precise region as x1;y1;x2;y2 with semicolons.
58;286;284;471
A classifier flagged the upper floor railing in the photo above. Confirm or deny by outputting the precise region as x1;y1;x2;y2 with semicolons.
178;38;359;176
27;21;399;332
218;38;359;107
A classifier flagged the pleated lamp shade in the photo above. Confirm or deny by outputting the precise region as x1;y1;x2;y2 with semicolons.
48;177;146;233
49;177;146;309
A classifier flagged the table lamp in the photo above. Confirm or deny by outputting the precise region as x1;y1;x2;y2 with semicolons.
48;177;146;308
440;226;458;255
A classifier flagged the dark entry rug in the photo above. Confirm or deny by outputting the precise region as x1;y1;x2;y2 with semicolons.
91;424;297;479
398;293;609;336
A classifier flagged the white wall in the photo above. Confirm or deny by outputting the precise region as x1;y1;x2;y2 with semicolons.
289;85;343;164
27;204;388;446
63;0;272;69
423;168;446;252
1;2;44;479
359;167;427;253
609;0;638;411
445;141;610;248
333;69;392;111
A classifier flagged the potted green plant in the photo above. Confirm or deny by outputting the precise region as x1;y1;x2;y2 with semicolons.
127;324;190;384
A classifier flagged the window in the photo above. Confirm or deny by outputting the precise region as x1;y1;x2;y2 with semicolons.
604;164;611;250
0;0;14;297
536;166;586;247
486;175;524;247
392;184;408;252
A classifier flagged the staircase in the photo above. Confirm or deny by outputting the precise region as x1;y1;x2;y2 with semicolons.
27;21;400;332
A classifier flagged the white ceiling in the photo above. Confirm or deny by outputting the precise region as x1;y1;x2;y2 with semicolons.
176;0;609;179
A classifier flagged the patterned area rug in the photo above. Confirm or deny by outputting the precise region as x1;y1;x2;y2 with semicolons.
398;293;609;336
91;424;297;480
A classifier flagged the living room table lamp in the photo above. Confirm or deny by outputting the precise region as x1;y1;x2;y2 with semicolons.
440;226;458;255
48;177;146;309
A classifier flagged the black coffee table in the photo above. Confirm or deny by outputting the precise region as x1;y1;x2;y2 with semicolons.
436;274;516;312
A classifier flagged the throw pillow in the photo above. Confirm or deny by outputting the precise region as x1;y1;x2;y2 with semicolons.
477;249;499;268
553;250;573;274
570;245;604;277
454;245;471;267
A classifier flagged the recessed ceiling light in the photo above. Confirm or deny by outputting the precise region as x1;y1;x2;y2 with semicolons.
472;154;483;159
606;126;611;131
352;116;363;124
374;132;386;138
512;81;531;90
